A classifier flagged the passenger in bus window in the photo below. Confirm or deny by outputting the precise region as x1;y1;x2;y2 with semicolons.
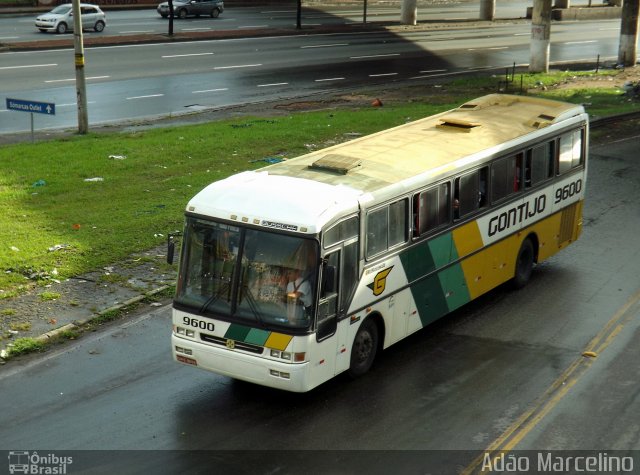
284;242;317;322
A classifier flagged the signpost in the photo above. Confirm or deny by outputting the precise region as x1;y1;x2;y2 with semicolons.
6;97;56;142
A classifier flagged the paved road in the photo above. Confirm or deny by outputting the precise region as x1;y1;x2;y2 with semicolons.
0;129;638;473
0;18;622;134
0;1;532;43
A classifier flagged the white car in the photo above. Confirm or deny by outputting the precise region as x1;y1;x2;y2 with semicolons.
35;3;106;34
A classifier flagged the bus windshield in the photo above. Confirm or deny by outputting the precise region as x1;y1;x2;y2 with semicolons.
175;217;318;330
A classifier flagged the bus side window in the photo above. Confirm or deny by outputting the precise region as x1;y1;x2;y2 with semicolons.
491;154;522;202
454;167;487;220
558;129;583;175
413;182;450;238
366;198;408;258
526;141;554;188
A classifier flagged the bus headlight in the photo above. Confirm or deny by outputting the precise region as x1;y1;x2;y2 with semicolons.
270;349;306;362
175;326;195;337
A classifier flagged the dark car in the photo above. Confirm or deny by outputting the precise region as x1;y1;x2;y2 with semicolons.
157;0;224;19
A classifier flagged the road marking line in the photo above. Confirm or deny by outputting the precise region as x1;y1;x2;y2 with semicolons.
181;27;212;31
192;88;228;93
315;77;344;82
57;101;96;107
126;94;164;100
302;43;349;49
369;73;398;77
118;30;154;34
257;82;289;87
213;63;261;70
45;76;109;83
0;63;57;70
162;52;214;58
564;40;598;45
351;53;400;59
238;25;269;29
461;288;640;474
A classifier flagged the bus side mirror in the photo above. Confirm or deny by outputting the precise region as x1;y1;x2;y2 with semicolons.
322;265;337;295
167;232;181;265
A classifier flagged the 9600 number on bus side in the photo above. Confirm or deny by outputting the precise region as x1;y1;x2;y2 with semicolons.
554;178;583;205
183;316;215;332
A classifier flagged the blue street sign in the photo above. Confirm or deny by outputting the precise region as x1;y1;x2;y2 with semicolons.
6;98;55;116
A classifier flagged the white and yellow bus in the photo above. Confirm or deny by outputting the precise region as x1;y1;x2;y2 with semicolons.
171;94;588;392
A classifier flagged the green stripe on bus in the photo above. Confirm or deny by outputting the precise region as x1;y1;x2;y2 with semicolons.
244;327;271;346
399;232;460;284
437;263;471;312
400;230;471;326
224;324;251;341
410;274;450;327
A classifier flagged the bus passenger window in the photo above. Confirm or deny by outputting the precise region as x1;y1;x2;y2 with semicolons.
366;199;408;258
491;155;520;202
454;167;487;219
366;208;387;257
413;182;450;237
526;142;554;188
389;199;407;247
558;129;583;174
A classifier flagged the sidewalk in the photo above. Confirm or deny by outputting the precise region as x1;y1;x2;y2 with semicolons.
0;244;175;361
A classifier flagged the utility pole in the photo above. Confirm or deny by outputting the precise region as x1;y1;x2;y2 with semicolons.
529;0;552;73
168;0;174;36
71;0;88;134
296;0;301;29
400;0;417;25
618;0;640;67
479;0;495;21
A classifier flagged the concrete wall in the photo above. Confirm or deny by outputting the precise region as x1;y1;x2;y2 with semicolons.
526;5;621;20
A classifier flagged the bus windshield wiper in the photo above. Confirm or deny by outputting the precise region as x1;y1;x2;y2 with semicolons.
199;283;230;314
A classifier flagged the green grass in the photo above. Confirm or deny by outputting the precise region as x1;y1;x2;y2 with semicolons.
7;337;45;357
1;69;638;296
0;103;450;294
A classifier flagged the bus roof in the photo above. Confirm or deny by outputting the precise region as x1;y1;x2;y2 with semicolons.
187;94;586;234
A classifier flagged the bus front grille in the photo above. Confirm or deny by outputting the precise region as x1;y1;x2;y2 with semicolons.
200;333;264;355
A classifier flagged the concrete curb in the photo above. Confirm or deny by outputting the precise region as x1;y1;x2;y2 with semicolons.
31;285;173;345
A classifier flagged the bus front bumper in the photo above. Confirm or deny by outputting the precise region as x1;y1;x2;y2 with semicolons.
171;333;312;392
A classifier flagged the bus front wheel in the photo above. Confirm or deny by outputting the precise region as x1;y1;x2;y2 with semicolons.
513;238;535;289
348;319;378;378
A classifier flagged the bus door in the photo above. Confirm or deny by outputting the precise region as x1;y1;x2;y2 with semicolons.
317;236;360;376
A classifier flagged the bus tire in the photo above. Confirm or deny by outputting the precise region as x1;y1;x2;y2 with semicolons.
348;318;378;378
513;238;535;289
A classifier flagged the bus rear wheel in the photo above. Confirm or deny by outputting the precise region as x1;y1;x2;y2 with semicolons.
513;238;535;289
348;319;378;378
